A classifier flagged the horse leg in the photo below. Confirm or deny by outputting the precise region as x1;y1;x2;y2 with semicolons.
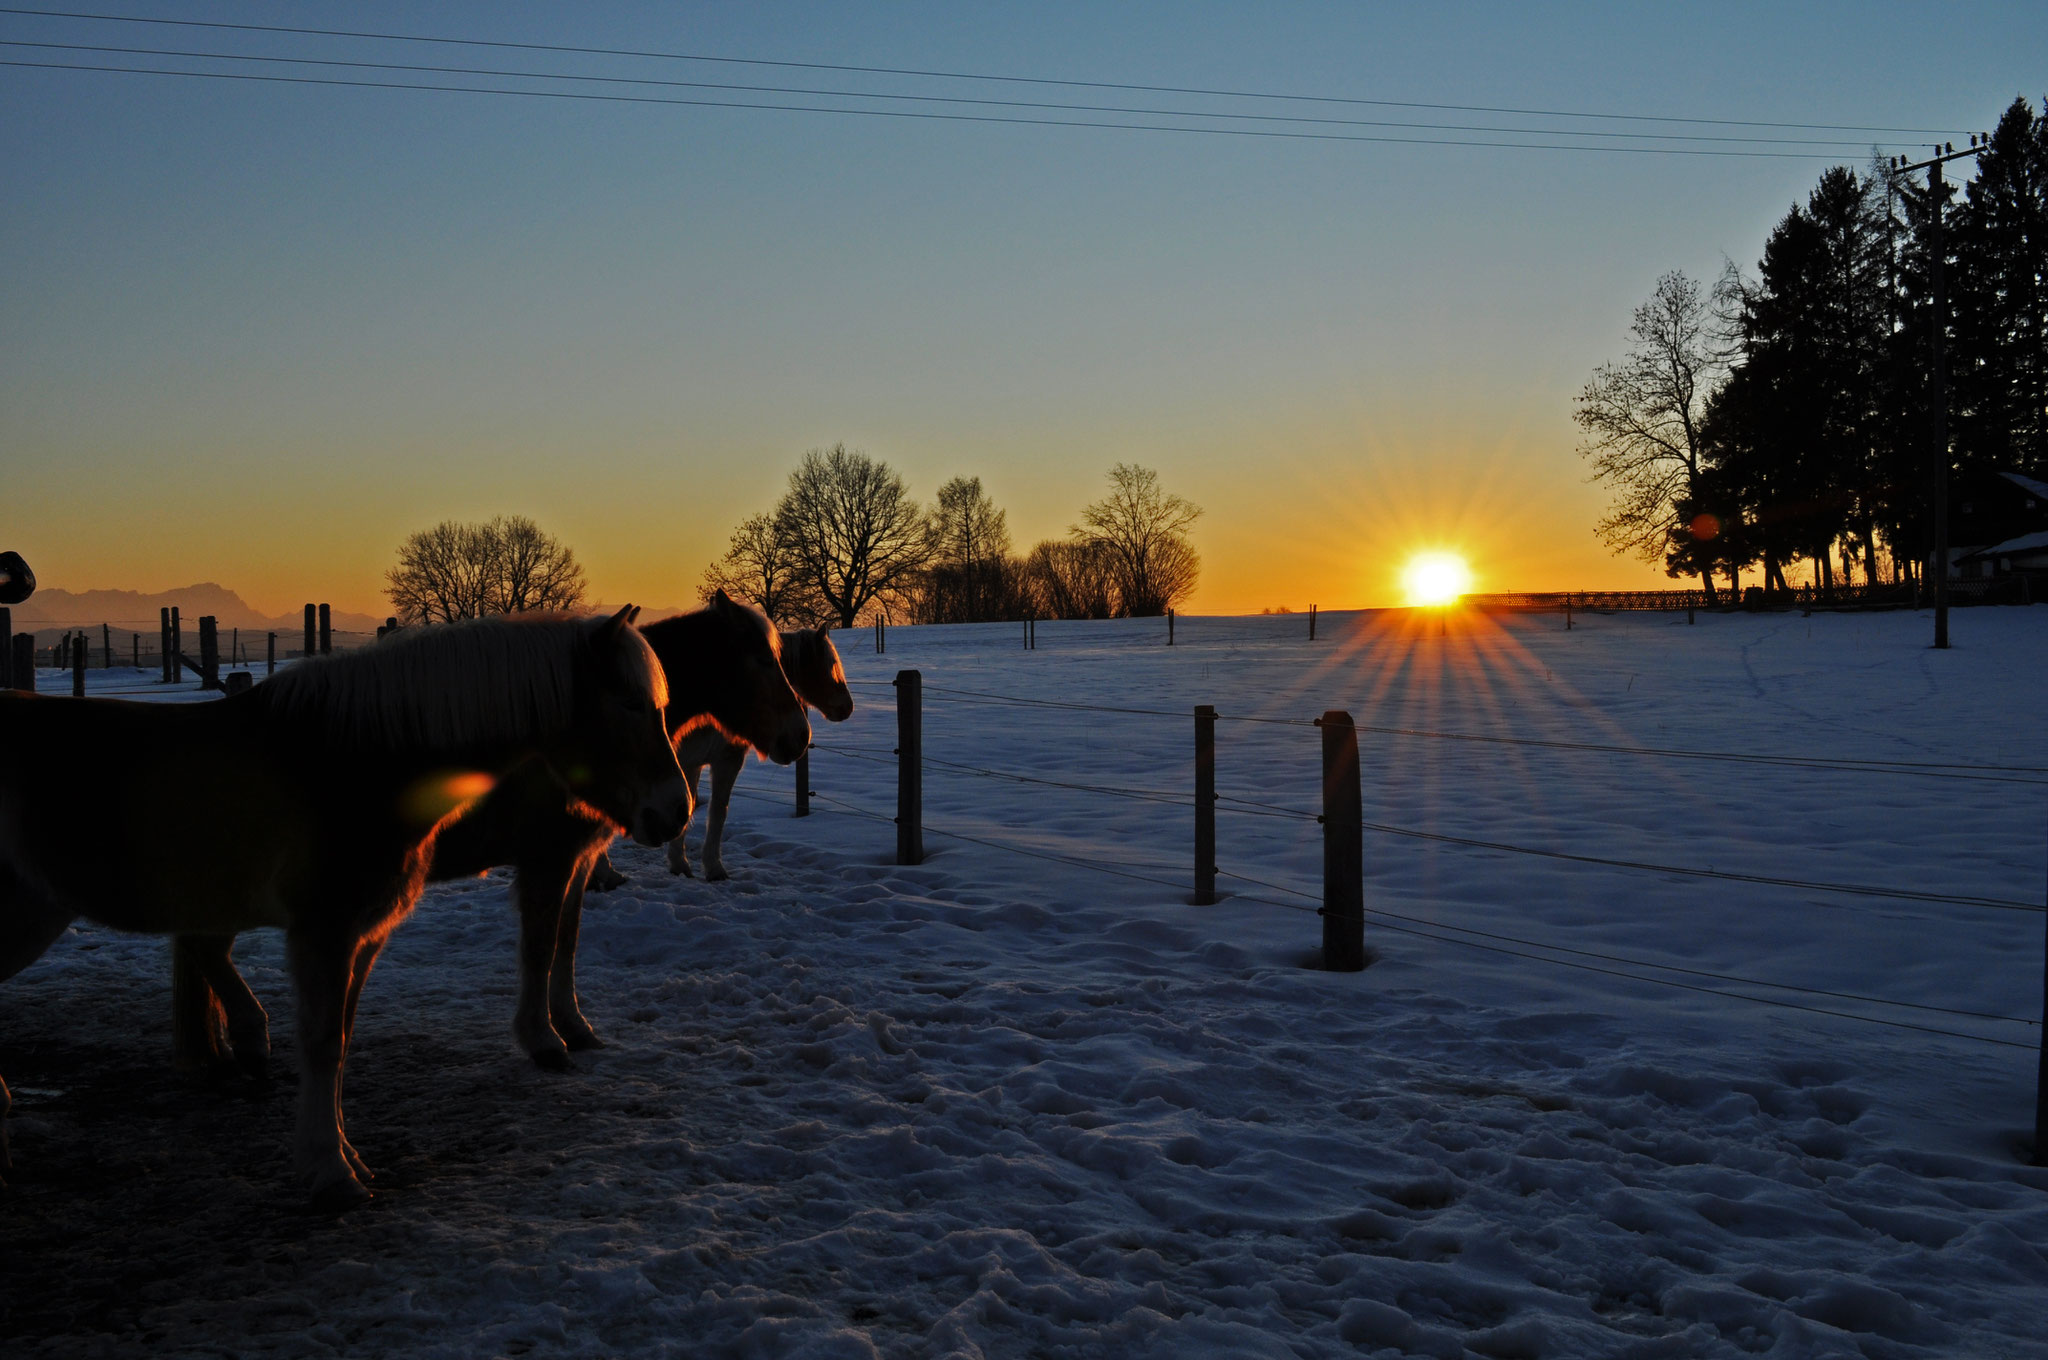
171;936;233;1074
701;746;746;882
199;937;273;1081
585;846;628;893
0;883;73;1184
336;934;384;1183
285;926;370;1209
548;856;603;1051
665;764;704;877
173;934;272;1079
512;858;575;1070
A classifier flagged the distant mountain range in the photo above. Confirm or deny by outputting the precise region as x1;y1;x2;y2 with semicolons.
6;584;387;641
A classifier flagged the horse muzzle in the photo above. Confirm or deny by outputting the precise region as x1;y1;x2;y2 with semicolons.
630;777;693;846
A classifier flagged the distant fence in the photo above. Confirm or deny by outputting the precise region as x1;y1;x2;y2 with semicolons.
0;602;381;693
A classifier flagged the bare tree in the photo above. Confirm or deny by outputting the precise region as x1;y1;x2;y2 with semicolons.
773;443;934;628
487;515;587;614
917;476;1022;623
700;513;817;625
387;516;585;624
1574;271;1730;599
1073;463;1202;616
930;476;1011;566
1023;540;1118;619
388;520;497;624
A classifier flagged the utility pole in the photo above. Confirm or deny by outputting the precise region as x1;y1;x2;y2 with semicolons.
1891;135;1988;650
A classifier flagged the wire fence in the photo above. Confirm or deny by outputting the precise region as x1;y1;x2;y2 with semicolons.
790;676;2046;1057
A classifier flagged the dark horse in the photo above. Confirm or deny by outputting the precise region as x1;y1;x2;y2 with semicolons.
663;625;855;881
0;609;690;1208
170;591;810;1078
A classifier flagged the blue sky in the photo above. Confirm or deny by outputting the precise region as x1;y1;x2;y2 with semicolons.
4;2;2042;613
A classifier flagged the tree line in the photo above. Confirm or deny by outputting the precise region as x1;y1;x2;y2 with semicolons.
702;445;1203;627
1578;95;2048;601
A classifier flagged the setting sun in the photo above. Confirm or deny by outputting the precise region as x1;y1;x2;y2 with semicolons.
1401;551;1473;606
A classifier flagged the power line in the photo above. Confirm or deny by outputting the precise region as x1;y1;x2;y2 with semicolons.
0;39;1899;150
0;7;1977;137
0;58;1850;159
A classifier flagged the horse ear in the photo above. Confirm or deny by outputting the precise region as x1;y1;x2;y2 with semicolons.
596;604;635;645
712;589;733;611
816;619;831;636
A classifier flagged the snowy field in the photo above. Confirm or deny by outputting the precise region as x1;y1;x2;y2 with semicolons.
5;605;2048;1359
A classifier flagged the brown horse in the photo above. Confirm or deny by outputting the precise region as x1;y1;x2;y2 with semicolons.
666;625;855;881
0;608;689;1208
171;591;809;1076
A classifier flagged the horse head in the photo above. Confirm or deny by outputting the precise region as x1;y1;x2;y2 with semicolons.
701;591;812;765
781;623;855;724
562;605;693;846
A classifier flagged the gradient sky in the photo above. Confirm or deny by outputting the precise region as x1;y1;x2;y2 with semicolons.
5;2;2044;616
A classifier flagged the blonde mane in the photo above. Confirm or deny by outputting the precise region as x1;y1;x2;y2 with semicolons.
262;613;658;751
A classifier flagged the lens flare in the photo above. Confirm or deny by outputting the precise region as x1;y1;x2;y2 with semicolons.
399;770;497;827
1689;513;1722;542
1401;552;1472;607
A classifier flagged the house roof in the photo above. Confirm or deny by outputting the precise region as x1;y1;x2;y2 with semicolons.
1956;528;2048;562
1998;470;2048;501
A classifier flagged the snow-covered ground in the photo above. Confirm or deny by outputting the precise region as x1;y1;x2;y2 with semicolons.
6;605;2047;1359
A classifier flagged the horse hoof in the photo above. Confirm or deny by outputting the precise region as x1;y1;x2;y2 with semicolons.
705;866;729;883
670;860;694;878
587;865;628;894
530;1046;573;1073
562;1028;605;1052
310;1178;373;1214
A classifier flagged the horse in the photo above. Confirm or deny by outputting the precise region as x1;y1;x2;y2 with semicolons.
169;591;810;1078
666;624;855;881
0;608;690;1209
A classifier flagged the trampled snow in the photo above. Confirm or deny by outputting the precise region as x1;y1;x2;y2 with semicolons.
5;606;2047;1358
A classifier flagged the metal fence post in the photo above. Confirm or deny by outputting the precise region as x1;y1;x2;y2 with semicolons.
318;603;332;655
170;607;182;680
895;668;922;865
1194;704;1216;905
795;746;811;818
1320;709;1366;971
303;603;315;658
267;631;277;675
160;606;172;682
71;631;86;697
1309;604;1317;641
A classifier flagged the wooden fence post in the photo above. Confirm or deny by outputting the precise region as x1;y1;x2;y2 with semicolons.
1194;704;1216;905
267;631;276;674
795;747;811;818
12;633;35;691
895;668;922;865
170;607;182;680
1320;709;1366;972
160;606;172;682
0;606;10;688
875;617;885;655
231;626;239;669
103;622;112;668
198;616;220;690
1168;609;1175;646
71;631;86;697
303;604;315;658
1309;604;1317;641
132;632;139;670
318;603;332;655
